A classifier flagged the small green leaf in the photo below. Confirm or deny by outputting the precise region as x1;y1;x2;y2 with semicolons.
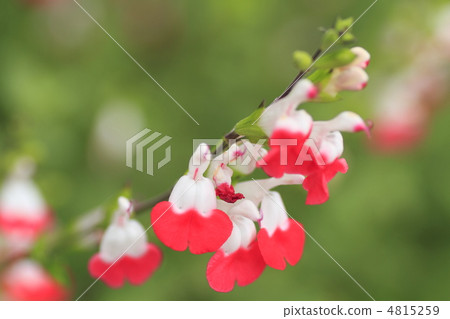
335;17;354;33
341;32;355;43
293;50;312;70
307;69;332;84
234;108;268;143
321;29;339;50
314;48;356;69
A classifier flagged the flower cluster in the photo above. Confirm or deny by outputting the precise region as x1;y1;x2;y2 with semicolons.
0;18;373;297
150;48;371;291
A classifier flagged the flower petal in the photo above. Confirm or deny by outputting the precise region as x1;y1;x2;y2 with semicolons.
206;240;266;292
302;158;348;205
88;254;126;288
151;201;232;254
123;243;162;285
257;219;305;270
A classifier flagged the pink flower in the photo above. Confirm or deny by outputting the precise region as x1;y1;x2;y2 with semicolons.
1;260;68;300
151;144;233;254
322;47;370;97
257;191;305;270
88;197;162;288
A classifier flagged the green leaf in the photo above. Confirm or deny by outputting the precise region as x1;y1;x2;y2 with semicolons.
341;32;355;43
293;50;312;70
335;17;354;33
314;48;356;69
234;108;268;143
307;69;332;84
321;29;339;50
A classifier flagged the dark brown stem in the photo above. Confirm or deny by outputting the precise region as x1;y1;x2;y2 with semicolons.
133;189;172;214
274;48;322;102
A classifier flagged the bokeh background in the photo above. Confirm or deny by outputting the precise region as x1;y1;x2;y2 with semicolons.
1;0;449;300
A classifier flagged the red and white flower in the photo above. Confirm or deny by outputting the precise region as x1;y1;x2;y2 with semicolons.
258;109;313;178
0;159;52;255
259;111;369;204
206;199;265;293
207;174;304;292
1;259;68;301
88;197;162;288
258;79;317;136
151;143;233;254
257;191;305;270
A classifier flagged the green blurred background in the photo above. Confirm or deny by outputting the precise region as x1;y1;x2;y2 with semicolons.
1;0;449;300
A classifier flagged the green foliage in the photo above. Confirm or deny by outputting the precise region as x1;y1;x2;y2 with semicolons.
314;48;356;69
321;29;339;50
234;108;268;143
335;17;354;33
293;50;312;70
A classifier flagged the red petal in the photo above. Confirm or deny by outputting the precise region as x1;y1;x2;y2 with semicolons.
257;219;305;270
88;254;126;288
123;243;163;285
0;210;53;239
3;275;67;301
151;201;232;254
259;129;310;178
303;173;329;205
206;240;266;292
303;158;348;205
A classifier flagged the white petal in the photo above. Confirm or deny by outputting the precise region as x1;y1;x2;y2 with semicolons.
327;111;369;134
0;178;47;221
220;215;257;255
228;199;261;221
169;175;217;215
319;131;344;164
99;218;147;262
350;47;370;69
335;66;368;91
259;79;316;135
234;174;304;206
273;110;313;136
229;141;267;175
188;143;211;180
260;191;289;236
